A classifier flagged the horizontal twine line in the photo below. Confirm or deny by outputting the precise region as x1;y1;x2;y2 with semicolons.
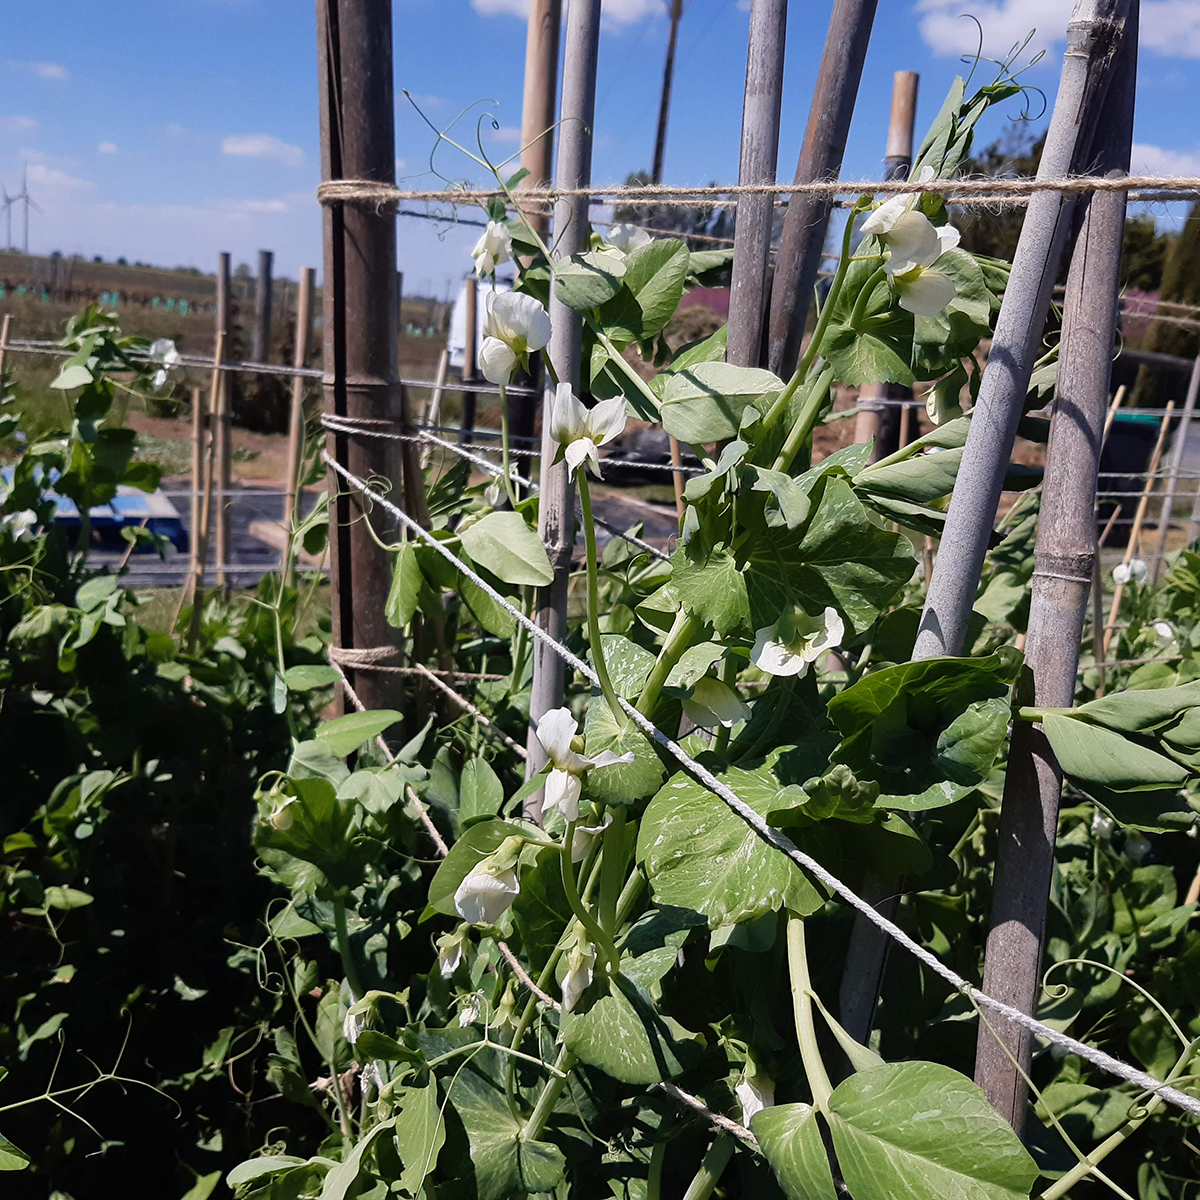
317;173;1200;210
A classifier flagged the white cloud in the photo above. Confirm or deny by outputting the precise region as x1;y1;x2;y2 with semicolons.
10;60;67;80
488;125;522;145
1130;142;1200;178
0;116;38;132
917;0;1200;60
228;199;289;214
1142;1;1200;56
221;133;304;167
97;142;117;155
472;0;662;26
405;92;443;109
27;162;93;191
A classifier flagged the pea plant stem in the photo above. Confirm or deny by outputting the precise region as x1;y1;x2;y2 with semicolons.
680;1135;736;1200
522;1047;577;1142
771;365;837;475
333;893;366;1002
498;384;519;508
560;821;619;971
637;608;702;719
598;806;627;934
786;913;833;1111
576;473;626;726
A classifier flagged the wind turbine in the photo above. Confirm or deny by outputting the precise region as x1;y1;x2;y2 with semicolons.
1;186;12;251
13;165;40;255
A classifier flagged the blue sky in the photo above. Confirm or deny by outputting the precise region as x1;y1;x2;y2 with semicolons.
3;0;1200;299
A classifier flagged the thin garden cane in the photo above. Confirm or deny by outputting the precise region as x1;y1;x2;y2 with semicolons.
1150;353;1200;584
1104;400;1175;654
839;0;1139;1050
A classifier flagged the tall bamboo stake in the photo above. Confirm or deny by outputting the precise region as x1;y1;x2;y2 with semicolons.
1150;354;1200;582
253;249;274;366
317;0;406;718
855;71;918;461
765;0;877;378
913;0;1135;662
0;314;12;380
183;336;223;648
1104;400;1173;654
189;384;205;584
840;0;1136;1049
214;252;233;589
974;4;1138;1131
526;0;602;817
420;348;451;469
284;266;316;584
726;0;787;370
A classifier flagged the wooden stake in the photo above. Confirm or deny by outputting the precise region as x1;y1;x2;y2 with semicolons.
913;0;1136;662
461;275;478;445
726;0;786;371
420;348;450;468
0;314;12;380
181;335;223;647
317;0;406;718
526;0;601;817
1104;399;1173;654
1150;354;1200;581
855;70;919;461
284;266;316;584
253;249;274;366
765;0;877;377
974;5;1138;1130
214;252;233;589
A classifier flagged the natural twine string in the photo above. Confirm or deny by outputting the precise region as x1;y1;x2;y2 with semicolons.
317;173;1200;210
324;450;1200;1120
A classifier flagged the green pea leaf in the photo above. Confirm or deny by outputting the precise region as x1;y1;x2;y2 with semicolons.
554;249;626;310
50;363;94;390
561;973;702;1084
583;698;667;805
597;238;690;343
660;361;782;444
637;760;824;927
425;818;549;917
649;324;728;398
460;511;554;587
751;1103;836;1200
459;757;504;826
0;1132;30;1172
1040;714;1188;792
314;710;403;758
283;665;340;692
386;542;424;629
393;1077;446;1196
826;1061;1039;1200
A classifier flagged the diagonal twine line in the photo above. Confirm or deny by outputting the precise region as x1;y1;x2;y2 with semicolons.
323;453;1200;1121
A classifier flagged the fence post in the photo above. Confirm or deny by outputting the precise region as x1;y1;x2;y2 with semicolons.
726;0;787;369
913;0;1135;662
317;0;405;718
525;0;602;817
460;275;478;445
214;252;233;589
974;6;1138;1130
512;0;562;462
765;0;877;378
1151;353;1200;581
284;266;316;584
854;70;918;461
253;249;274;366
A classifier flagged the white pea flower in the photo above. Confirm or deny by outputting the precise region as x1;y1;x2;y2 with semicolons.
436;929;467;979
883;214;960;317
458;990;485;1027
494;980;518;1033
148;337;180;391
268;796;297;832
471;220;513;278
561;939;596;1013
860;164;936;239
478;291;551;383
752;605;845;678
1125;831;1152;864
454;846;521;925
605;223;652;254
1091;811;1115;841
734;1063;775;1125
683;676;751;730
342;1006;365;1045
478;291;552;385
535;707;633;822
548;383;627;479
571;812;613;863
2;509;38;543
1112;559;1149;586
1154;621;1175;643
926;377;963;427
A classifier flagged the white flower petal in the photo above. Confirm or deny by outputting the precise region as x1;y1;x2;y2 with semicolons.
589;749;636;769
454;863;519;925
586;396;628;447
897;268;957;316
472;221;513;277
682;677;750;729
564;437;599;479
884;210;941;275
606;223;652;253
544;767;582;822
752;627;808;677
571;813;612;862
479;337;519;385
561;942;596;1013
860;193;910;236
549;382;589;446
735;1072;775;1125
536;707;579;765
1130;558;1149;584
1154;621;1175;643
935;224;961;256
1112;563;1132;585
810;607;845;657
